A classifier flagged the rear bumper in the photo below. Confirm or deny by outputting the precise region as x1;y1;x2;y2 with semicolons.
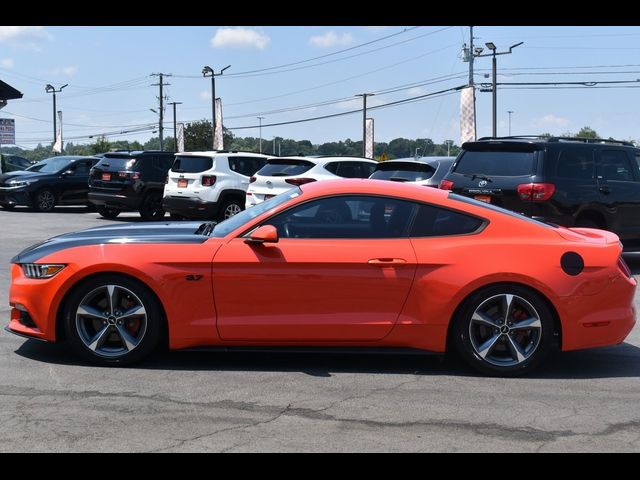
88;191;140;211
162;196;219;218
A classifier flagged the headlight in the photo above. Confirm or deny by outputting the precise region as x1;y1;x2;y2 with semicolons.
8;180;32;188
20;263;66;279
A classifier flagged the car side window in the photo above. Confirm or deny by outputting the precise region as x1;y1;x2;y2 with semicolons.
73;161;92;175
635;154;640;179
410;204;484;237
266;196;417;239
555;149;594;180
598;150;634;182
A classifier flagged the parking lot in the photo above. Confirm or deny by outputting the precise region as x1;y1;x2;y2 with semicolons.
1;206;639;452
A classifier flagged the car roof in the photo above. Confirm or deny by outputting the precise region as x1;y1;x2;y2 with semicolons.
177;151;271;158
385;156;455;165
468;136;637;148
272;156;377;165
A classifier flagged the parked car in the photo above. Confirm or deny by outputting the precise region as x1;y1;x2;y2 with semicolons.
163;151;269;221
6;179;636;376
369;156;454;186
0;154;31;173
88;150;176;220
0;155;100;211
439;136;640;250
246;156;377;209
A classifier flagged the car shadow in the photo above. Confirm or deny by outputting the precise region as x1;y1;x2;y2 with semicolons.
0;206;95;214
13;340;640;379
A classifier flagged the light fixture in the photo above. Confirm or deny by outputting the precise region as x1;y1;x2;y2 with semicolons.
485;42;496;50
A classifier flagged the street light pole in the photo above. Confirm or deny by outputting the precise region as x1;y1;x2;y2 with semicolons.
355;93;374;157
507;110;514;136
45;83;68;152
257;117;265;153
168;102;182;152
475;41;523;137
202;65;231;150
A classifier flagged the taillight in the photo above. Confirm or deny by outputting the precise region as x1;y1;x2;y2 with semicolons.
516;183;555;201
249;176;257;183
618;256;632;279
165;174;168;184
285;178;316;186
439;179;454;190
201;175;216;186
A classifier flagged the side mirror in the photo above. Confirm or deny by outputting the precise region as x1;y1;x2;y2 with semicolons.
61;169;74;176
244;225;279;244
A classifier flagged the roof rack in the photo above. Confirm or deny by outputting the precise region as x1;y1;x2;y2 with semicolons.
477;135;635;146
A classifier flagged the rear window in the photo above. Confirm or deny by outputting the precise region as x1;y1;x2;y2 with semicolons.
172;155;213;173
98;156;140;171
256;159;315;177
454;151;536;176
370;162;436;182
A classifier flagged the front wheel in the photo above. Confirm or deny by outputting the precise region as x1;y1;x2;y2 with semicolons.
217;198;244;222
96;205;121;219
33;188;56;212
139;192;165;220
63;275;164;366
452;284;555;377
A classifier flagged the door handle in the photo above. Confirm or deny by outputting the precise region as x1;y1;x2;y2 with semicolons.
599;186;611;195
368;258;407;265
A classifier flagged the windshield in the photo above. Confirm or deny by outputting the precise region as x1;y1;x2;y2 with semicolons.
454;150;536;176
97;156;139;171
370;162;436;182
210;187;301;237
27;157;73;173
256;159;314;177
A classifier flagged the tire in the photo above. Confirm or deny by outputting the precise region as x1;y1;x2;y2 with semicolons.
33;188;56;212
451;284;555;377
575;218;602;229
96;205;121;219
170;213;185;220
63;274;164;366
139;192;165;221
217;198;244;222
1;204;15;210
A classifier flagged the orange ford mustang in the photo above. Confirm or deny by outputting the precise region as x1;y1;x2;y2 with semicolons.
6;179;637;376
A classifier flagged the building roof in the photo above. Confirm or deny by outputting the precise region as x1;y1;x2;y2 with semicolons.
0;79;23;101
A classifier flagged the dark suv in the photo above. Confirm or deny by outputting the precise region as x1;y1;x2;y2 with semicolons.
88;150;175;220
439;136;640;249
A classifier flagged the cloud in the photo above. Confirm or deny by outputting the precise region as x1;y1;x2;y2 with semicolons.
47;65;78;77
1;58;14;69
211;27;270;50
200;90;212;101
532;114;570;128
309;31;354;48
0;26;52;50
407;87;426;96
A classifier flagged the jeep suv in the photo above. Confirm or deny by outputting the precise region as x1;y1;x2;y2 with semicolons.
88;150;175;220
439;136;640;249
163;151;269;221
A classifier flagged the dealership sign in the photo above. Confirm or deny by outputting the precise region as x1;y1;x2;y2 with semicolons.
0;118;15;145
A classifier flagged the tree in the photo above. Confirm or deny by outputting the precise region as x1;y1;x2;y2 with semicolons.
575;126;599;139
90;136;111;155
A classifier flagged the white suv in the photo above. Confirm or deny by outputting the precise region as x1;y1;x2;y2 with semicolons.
163;151;270;221
246;156;378;208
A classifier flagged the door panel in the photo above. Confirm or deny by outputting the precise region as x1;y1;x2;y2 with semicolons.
212;238;417;341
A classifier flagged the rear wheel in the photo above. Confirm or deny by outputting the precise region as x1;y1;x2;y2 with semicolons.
33;188;56;212
452;284;555;377
63;275;163;366
1;204;15;210
218;198;243;222
139;192;165;220
96;205;121;219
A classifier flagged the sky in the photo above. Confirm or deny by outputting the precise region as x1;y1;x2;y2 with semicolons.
1;25;639;150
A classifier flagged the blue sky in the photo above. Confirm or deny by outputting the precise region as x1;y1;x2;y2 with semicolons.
1;25;639;149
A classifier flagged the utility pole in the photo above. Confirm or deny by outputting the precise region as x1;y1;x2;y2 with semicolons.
475;42;523;137
168;102;182;152
202;65;231;150
355;93;375;157
45;83;67;152
151;73;172;151
257;117;265;153
507;110;514;136
468;26;474;87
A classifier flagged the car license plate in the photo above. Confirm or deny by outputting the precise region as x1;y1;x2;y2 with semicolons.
102;173;111;181
474;195;491;203
178;179;188;188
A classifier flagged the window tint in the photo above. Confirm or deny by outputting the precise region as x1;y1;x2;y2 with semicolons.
73;161;92;175
172;155;213;173
266;196;417;239
599;150;633;181
160;155;175;170
554;149;594;180
370;161;436;182
326;161;374;178
455;150;536;176
411;204;483;237
635;154;640;177
98;156;139;171
257;159;314;177
229;156;267;176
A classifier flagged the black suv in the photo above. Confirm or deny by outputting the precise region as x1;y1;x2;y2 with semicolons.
439;136;640;249
88;150;175;220
0;155;99;211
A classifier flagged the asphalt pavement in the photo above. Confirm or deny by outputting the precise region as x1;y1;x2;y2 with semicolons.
1;206;639;452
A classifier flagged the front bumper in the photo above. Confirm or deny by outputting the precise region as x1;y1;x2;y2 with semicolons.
0;189;32;208
162;196;219;219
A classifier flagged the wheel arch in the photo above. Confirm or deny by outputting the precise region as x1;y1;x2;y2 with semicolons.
575;209;607;229
218;189;247;207
445;281;562;352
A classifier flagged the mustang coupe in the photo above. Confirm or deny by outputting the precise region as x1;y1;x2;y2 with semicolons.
6;179;637;376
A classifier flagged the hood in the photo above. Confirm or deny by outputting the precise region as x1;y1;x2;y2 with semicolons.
11;220;213;264
0;170;51;184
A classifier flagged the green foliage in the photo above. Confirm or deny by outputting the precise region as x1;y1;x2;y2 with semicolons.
575;126;599;139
